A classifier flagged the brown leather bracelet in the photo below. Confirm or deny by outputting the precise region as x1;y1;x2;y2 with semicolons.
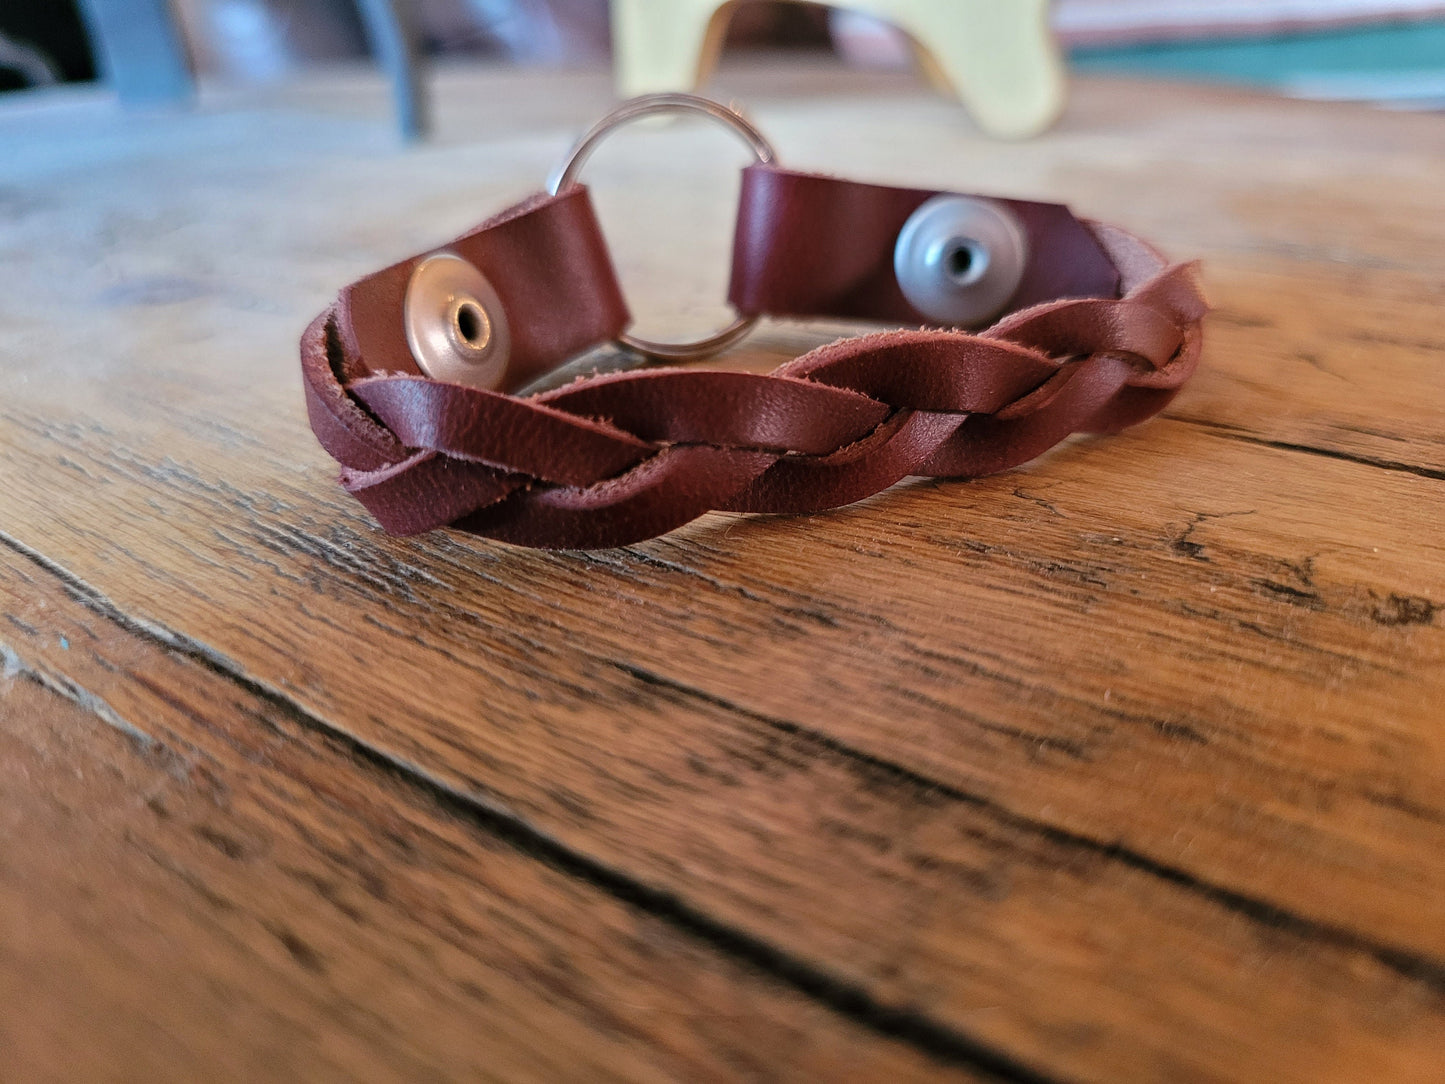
301;94;1207;551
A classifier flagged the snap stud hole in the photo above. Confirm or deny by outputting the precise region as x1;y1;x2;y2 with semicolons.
404;252;511;389
944;239;989;286
451;299;491;351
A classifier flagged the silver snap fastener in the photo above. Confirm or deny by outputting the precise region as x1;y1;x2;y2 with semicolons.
403;252;511;389
893;195;1028;327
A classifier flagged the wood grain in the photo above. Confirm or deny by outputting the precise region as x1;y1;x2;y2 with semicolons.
0;550;966;1083
2;63;1443;1082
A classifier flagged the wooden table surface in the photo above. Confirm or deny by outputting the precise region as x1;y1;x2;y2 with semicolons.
2;63;1442;1083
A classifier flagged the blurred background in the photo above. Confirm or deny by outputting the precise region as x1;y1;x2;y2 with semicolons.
3;0;1444;110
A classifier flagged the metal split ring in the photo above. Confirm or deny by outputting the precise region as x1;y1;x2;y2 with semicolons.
548;93;779;363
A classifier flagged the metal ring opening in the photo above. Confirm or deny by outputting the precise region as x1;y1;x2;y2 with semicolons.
547;93;778;363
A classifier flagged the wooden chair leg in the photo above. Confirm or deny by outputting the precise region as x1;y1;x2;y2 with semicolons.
79;0;427;140
611;0;1066;139
355;0;429;141
868;0;1065;138
612;0;738;100
76;0;194;105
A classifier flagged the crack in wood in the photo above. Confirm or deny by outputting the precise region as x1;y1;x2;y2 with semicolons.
613;660;1445;996
1179;418;1445;483
1369;592;1438;628
1169;509;1259;563
2;638;162;754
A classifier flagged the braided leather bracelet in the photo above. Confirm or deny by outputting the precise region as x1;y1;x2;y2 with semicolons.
301;94;1207;551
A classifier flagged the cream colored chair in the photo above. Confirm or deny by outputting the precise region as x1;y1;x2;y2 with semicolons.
613;0;1066;138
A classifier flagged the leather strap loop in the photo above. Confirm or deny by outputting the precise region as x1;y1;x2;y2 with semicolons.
352;376;651;486
541;369;891;453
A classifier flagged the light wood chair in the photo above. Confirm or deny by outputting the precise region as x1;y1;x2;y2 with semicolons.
612;0;1066;138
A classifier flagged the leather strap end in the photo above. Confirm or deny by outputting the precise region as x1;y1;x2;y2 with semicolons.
337;186;631;392
727;164;1121;326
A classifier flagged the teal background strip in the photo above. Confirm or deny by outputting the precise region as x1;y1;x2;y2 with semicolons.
1068;18;1445;88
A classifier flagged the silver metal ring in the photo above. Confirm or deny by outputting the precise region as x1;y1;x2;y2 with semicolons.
548;93;778;362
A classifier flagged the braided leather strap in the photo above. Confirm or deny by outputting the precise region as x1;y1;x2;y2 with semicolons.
301;208;1206;550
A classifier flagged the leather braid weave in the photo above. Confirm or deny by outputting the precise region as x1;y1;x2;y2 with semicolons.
302;223;1207;550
